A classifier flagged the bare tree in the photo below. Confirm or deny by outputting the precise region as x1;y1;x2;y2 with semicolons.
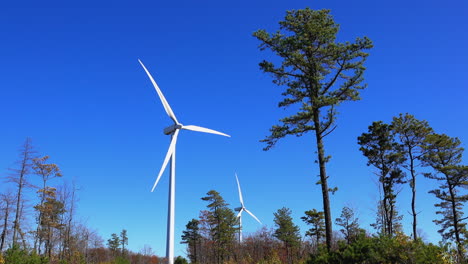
0;191;14;251
6;138;36;247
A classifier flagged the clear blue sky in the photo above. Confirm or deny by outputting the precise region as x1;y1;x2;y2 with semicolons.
1;0;467;257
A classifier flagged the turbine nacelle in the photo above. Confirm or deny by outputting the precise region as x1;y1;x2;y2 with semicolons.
164;124;182;135
235;207;242;212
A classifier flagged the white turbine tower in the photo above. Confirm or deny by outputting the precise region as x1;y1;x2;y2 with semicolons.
235;173;261;243
139;59;230;264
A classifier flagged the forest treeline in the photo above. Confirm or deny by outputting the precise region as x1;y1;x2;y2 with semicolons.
0;138;165;264
180;113;468;264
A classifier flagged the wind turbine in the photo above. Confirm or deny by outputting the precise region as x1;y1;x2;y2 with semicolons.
139;59;230;264
235;173;261;243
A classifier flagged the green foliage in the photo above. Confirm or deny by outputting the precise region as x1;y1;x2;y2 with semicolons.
181;218;201;263
254;8;373;150
120;229;128;255
274;207;301;248
274;207;301;264
307;233;450;264
174;256;189;264
113;256;130;264
201;190;237;263
4;245;48;264
422;134;463;170
391;113;434;241
335;206;360;244
107;233;121;252
302;209;325;243
358;121;405;236
391;113;433;164
254;8;373;251
422;133;468;259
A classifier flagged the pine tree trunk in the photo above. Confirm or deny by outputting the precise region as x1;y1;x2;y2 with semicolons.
313;109;332;251
410;154;417;241
447;183;463;260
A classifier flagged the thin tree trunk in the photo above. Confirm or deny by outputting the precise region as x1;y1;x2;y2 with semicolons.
447;183;463;260
313;109;332;251
66;185;76;261
0;196;10;251
12;172;24;246
35;179;47;253
388;192;394;236
409;151;417;241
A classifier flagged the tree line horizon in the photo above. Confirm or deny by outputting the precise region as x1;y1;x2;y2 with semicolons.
1;6;467;264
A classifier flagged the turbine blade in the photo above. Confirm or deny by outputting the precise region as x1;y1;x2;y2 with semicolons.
237;208;244;218
244;208;262;224
235;173;244;206
151;130;180;192
181;125;230;137
138;59;179;124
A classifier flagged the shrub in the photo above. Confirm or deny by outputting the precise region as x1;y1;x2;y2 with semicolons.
307;233;450;264
3;245;48;264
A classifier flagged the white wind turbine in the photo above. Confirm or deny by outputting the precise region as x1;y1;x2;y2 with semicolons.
235;173;262;243
139;59;230;264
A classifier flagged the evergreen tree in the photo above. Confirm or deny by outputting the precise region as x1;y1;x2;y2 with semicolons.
181;219;201;264
201;190;237;264
273;207;301;264
174;256;189;264
254;8;373;250
302;209;325;244
120;229;128;255
370;200;403;236
107;233;120;254
358;121;405;236
422;133;468;260
391;113;433;240
335;206;360;244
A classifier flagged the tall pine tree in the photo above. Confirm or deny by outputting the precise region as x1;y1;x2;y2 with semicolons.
201;190;237;264
254;8;373;250
422;133;468;260
391;113;433;241
358;121;405;236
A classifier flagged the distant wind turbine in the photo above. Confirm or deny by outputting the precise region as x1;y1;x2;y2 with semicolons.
139;59;230;264
235;173;261;243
